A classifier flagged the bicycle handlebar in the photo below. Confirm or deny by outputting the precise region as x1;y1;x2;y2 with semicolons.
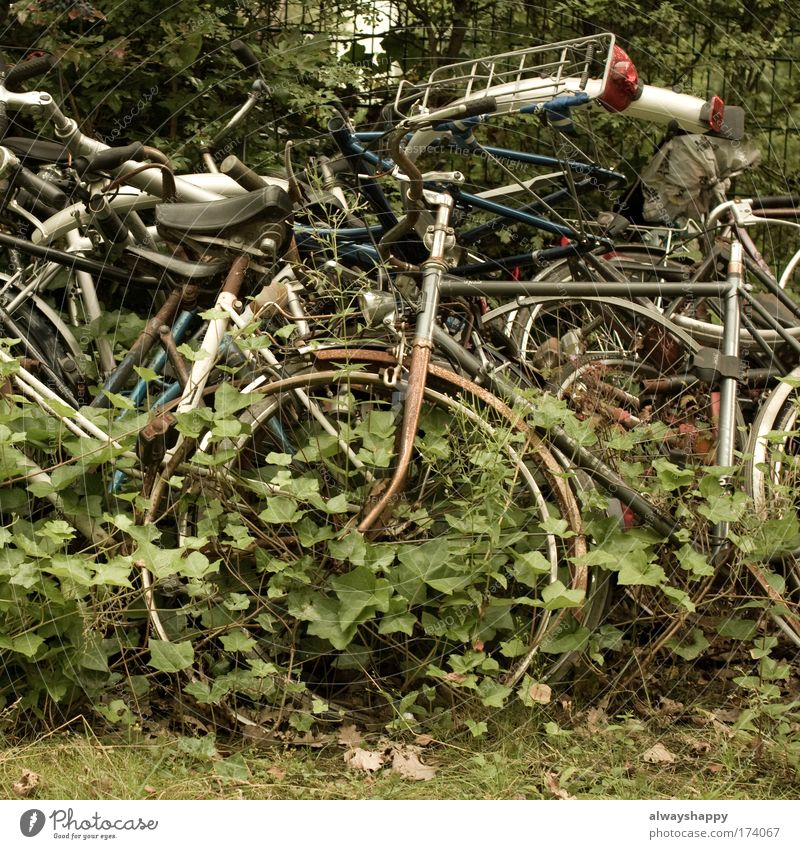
230;39;260;71
5;55;56;91
0;146;68;208
73;141;145;175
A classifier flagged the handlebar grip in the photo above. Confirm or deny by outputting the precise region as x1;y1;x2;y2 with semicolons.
749;195;800;211
73;142;145;175
455;96;497;119
5;54;56;91
12;164;68;209
230;39;260;70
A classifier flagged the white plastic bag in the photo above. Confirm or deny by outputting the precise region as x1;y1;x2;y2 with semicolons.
641;134;760;224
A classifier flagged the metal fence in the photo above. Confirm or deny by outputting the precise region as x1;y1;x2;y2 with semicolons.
239;1;798;183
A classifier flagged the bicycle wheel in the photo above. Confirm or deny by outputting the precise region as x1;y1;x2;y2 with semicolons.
154;360;598;719
484;295;700;381
746;369;800;510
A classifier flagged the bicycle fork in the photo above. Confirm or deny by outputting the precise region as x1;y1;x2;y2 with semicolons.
358;191;455;533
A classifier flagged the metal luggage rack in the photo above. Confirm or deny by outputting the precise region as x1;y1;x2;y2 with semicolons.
394;33;617;117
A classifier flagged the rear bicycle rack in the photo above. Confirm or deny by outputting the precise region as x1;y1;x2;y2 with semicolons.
394;33;617;117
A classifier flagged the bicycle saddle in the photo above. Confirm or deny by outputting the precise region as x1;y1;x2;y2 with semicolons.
1;136;70;165
155;185;293;237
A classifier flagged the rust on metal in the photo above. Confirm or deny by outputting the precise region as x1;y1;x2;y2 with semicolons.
358;343;432;534
137;411;177;497
159;325;190;388
222;253;250;296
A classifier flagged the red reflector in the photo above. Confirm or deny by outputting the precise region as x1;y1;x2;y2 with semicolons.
599;44;640;113
707;95;724;133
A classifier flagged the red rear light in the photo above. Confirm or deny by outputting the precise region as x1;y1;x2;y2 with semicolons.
599;44;640;113
705;95;725;133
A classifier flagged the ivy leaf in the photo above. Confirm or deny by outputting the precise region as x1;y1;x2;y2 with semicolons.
258;496;304;524
148;639;194;673
331;565;391;629
45;555;94;587
174;407;215;438
214;754;250;781
328;531;368;565
13;633;45;658
465;719;488;737
184;679;232;705
540;624;591;654
220;630;256;653
176;733;218;762
661;585;696;612
305;594;358;650
676;544;714;577
80;635;110;672
477;678;512;707
426;575;471;595
617;554;666;587
178;551;219;580
36;520;76;545
652;458;695;490
538;517;576;538
102;390;135;410
697;490;749;523
323;493;349;514
513;550;552;586
378;611;417;636
133;366;159;382
214;382;258;416
666;628;709;660
540;580;585;610
717;618;758;640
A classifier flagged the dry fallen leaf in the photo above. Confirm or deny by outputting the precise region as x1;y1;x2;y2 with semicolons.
687;737;711;755
344;747;385;773
528;683;552;704
391;747;436;781
585;706;608;733
642;742;676;764
543;770;574;800
659;696;685;716
713;708;741;724
12;768;40;797
414;733;434;747
337;724;362;748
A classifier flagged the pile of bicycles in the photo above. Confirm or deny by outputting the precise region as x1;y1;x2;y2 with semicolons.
1;33;799;727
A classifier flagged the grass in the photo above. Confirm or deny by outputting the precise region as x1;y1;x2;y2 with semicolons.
1;701;797;800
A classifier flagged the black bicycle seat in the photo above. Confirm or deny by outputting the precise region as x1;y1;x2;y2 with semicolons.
1;136;70;165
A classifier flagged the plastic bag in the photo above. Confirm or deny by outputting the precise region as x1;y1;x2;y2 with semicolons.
640;134;761;224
